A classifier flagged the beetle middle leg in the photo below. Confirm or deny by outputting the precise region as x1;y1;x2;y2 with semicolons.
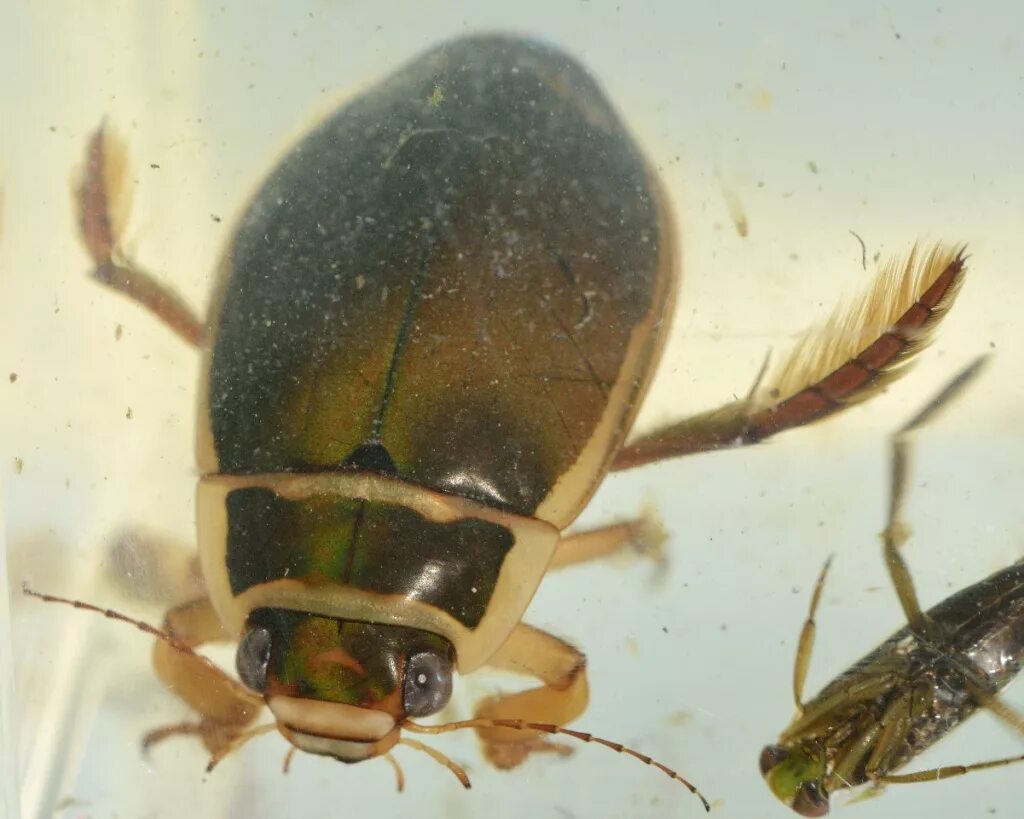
549;509;666;571
473;623;588;769
75;123;205;347
148;597;265;759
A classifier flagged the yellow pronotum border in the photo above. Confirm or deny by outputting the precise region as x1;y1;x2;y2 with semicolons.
197;471;561;672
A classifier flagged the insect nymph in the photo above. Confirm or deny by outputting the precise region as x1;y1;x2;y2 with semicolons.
34;33;967;802
762;357;1024;815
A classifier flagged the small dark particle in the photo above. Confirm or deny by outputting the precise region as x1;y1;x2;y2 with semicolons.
807;160;819;174
661;626;668;633
13;457;24;474
49;125;56;132
126;407;133;420
849;230;868;270
210;214;222;223
8;372;16;383
115;324;123;341
150;163;161;169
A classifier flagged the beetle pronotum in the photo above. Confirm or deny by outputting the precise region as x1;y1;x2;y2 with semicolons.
33;34;967;804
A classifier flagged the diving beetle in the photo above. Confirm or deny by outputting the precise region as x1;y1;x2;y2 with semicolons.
761;356;1024;815
42;33;967;798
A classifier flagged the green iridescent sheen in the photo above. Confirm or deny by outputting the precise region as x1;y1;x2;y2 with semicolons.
225;488;514;628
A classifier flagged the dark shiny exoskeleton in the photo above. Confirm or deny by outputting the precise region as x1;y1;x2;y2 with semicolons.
812;559;1024;782
203;36;664;522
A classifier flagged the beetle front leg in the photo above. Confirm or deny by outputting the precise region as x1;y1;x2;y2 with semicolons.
150;597;264;758
75;123;206;347
474;623;589;769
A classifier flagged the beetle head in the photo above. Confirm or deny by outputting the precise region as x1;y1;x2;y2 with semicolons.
237;608;455;762
760;742;830;816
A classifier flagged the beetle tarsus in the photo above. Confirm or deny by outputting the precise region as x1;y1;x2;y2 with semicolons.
141;721;203;756
73;121;205;347
75;122;125;266
744;243;967;441
482;734;574;769
612;242;968;470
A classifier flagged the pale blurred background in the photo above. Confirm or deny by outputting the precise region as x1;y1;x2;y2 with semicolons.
1;2;1023;818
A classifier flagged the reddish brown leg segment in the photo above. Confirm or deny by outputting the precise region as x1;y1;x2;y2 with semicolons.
76;123;205;347
613;244;967;471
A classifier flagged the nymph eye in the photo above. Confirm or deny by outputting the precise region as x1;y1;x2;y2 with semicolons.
402;650;453;717
793;780;830;818
759;744;789;776
236;626;272;693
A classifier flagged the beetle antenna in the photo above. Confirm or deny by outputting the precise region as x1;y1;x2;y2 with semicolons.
398;737;471;789
282;746;298;774
21;584;219;673
383;751;407;792
404;717;709;811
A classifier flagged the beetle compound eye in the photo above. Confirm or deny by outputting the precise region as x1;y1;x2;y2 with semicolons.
403;651;453;717
236;626;272;693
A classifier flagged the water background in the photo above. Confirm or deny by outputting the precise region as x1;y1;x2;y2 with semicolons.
2;2;1023;817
